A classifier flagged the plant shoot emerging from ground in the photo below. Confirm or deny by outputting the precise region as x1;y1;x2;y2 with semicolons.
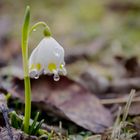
21;6;66;134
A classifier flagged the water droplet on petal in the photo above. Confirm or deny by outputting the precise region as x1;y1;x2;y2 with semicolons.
34;74;39;79
53;74;60;81
30;69;38;78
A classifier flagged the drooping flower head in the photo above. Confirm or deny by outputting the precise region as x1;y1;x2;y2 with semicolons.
29;37;66;81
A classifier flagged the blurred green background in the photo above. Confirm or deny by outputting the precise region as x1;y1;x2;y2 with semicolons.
0;0;140;61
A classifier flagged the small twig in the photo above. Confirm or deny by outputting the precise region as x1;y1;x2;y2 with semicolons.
101;91;139;105
85;135;101;140
0;104;13;140
111;107;122;139
110;90;136;140
122;89;135;122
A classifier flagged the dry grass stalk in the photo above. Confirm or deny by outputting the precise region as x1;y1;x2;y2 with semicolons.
109;89;137;140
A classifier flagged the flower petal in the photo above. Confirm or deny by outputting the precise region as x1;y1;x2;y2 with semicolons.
28;37;66;80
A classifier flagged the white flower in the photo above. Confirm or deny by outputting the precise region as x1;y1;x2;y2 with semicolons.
29;37;67;81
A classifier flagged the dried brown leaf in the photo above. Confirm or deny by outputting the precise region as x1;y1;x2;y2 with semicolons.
11;76;113;133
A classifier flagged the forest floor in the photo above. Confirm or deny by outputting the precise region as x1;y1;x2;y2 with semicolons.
0;0;140;139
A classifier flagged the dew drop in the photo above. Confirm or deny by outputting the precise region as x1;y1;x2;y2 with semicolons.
30;69;38;78
34;74;39;79
53;74;60;81
33;29;36;32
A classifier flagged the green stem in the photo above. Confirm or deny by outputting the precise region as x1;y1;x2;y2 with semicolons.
21;6;31;133
29;21;51;37
21;6;51;134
